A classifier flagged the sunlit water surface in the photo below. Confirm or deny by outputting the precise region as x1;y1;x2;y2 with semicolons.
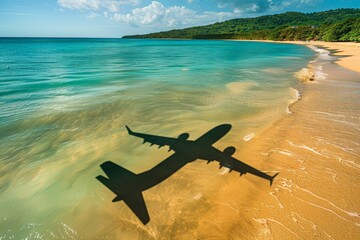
0;38;314;239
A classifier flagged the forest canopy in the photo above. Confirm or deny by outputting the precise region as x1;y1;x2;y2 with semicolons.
123;9;360;42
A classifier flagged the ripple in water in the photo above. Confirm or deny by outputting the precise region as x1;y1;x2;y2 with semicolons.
0;38;314;238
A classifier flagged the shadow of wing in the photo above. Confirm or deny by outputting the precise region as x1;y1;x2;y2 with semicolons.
213;152;278;185
126;125;178;148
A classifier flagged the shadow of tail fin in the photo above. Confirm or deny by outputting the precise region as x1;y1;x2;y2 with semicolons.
270;173;279;186
96;161;150;225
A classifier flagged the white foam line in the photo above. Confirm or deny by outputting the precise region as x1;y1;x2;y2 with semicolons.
292;211;317;230
292;211;333;239
311;111;346;118
310;167;338;182
291;214;306;230
254;218;302;239
317;117;359;128
299;167;310;175
269;148;299;158
276;178;293;193
267;218;304;239
287;141;323;156
274;149;304;163
270;148;297;158
324;168;337;183
277;185;293;193
278;150;295;157
253;218;272;237
337;156;360;170
293;195;359;226
219;167;230;175
118;217;158;239
296;186;359;218
308;45;330;55
215;202;239;213
316;138;360;157
335;146;360;158
269;190;284;209
286;167;309;175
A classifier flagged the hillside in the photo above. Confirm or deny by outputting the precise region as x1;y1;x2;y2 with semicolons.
122;9;360;42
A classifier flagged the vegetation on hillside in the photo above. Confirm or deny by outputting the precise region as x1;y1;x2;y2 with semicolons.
123;9;360;42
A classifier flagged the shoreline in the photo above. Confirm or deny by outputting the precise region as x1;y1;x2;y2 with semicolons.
2;38;359;239
184;38;360;239
287;41;360;74
233;39;360;74
230;40;360;238
129;38;360;239
304;41;360;74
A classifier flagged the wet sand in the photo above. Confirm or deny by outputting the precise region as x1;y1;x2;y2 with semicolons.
239;64;359;239
201;42;360;239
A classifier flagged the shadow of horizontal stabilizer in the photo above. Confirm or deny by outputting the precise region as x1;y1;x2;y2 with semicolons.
96;161;150;224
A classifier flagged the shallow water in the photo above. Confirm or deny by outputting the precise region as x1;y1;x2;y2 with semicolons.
0;38;314;239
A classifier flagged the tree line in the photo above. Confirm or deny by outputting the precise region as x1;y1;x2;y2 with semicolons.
123;9;360;42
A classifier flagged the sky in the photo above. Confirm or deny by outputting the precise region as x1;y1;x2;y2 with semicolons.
0;0;359;37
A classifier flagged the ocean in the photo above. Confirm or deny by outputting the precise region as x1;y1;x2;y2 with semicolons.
0;38;314;239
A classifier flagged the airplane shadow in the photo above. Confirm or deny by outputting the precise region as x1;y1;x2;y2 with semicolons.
96;124;278;225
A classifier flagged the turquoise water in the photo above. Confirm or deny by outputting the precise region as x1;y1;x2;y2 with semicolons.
0;38;314;238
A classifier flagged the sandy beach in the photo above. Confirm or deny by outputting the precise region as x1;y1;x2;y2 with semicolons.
235;40;360;74
205;41;360;239
303;41;360;74
282;41;360;74
243;42;360;239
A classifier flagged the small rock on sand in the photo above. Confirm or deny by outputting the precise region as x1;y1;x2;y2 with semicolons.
295;67;315;82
